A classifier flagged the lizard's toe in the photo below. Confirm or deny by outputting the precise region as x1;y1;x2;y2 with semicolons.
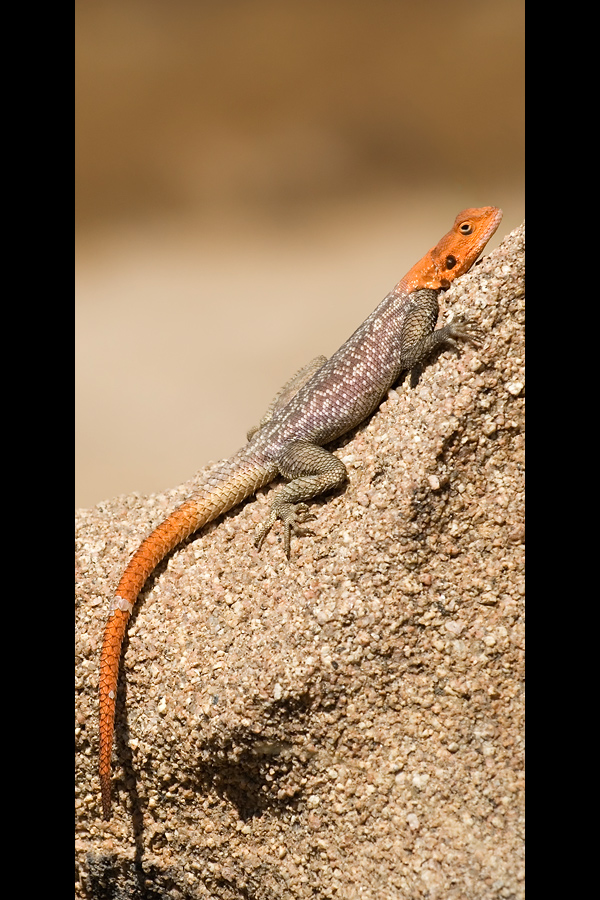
254;511;277;551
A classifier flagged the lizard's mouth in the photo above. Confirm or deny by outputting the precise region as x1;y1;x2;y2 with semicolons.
479;207;504;244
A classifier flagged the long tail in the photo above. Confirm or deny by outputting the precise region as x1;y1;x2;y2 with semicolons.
99;458;274;819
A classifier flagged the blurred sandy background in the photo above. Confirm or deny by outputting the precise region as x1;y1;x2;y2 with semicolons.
76;0;524;509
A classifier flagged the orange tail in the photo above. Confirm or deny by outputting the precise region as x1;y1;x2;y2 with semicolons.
98;460;274;819
98;498;202;819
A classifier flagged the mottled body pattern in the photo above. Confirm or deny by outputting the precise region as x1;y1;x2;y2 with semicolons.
99;207;503;818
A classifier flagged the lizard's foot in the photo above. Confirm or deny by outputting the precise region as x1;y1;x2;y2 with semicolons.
444;317;485;347
254;502;313;558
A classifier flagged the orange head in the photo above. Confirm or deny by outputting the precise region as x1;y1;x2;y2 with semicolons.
400;206;503;293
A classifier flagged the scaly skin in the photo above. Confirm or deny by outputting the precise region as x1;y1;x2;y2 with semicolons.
99;206;502;819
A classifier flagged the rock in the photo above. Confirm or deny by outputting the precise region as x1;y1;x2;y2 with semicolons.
76;223;524;899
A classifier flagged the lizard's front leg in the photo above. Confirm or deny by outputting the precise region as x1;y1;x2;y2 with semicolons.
398;288;484;372
255;440;347;557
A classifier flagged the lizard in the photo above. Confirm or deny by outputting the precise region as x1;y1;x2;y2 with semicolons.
98;205;503;819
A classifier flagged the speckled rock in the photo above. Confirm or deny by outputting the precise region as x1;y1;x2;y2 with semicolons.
76;223;524;899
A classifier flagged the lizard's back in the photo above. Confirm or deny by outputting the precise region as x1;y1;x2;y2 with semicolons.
249;286;418;457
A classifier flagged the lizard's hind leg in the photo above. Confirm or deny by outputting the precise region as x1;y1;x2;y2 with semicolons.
254;440;347;557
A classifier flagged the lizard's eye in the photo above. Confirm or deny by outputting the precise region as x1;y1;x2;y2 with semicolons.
459;222;473;235
445;255;457;269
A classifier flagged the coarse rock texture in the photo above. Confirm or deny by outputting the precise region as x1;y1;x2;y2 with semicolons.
76;223;524;899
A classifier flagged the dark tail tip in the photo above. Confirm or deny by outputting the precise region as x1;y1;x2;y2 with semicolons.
101;779;112;820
